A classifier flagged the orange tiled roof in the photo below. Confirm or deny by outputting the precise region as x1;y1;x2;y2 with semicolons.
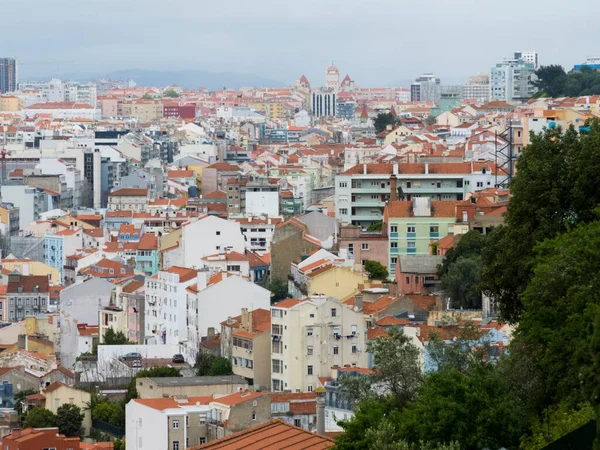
188;419;333;450
272;298;306;309
166;266;197;283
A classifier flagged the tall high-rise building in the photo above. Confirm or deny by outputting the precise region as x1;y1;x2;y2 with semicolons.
491;58;537;102
0;58;17;94
311;90;336;117
514;50;538;69
410;73;440;102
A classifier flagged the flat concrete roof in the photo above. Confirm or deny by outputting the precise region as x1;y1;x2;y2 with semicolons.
145;375;248;386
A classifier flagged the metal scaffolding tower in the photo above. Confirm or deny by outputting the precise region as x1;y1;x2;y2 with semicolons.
494;121;517;188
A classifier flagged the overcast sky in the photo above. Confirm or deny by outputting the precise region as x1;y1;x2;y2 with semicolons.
3;0;599;87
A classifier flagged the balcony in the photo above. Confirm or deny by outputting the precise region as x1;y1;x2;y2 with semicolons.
390;247;399;255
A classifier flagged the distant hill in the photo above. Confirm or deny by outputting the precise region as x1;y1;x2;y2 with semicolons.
20;68;285;90
101;69;284;90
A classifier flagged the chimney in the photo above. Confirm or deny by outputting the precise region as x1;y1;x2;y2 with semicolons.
241;308;251;331
389;175;397;202
354;295;363;311
392;163;398;175
316;388;326;436
425;163;429;175
363;163;367;175
207;327;215;338
196;269;209;292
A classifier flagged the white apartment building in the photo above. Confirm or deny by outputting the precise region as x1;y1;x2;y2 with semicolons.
231;217;283;252
335;162;497;226
177;216;246;269
20;79;98;107
126;397;212;450
145;267;198;346
270;295;368;393
185;272;271;362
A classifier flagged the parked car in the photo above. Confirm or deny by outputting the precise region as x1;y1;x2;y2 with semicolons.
120;352;142;361
172;354;185;363
132;359;143;368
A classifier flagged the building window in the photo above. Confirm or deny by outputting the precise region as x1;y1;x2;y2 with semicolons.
430;225;439;234
173;442;179;450
331;308;337;317
339;182;347;188
307;327;313;336
252;412;257;420
407;242;416;249
272;359;282;374
361;243;369;250
173;420;179;429
407;225;416;233
307;365;313;375
390;225;397;233
333;345;339;355
307;385;313;392
390;242;398;248
339;208;348;215
199;438;206;444
352;345;358;354
391;257;397;264
294;418;301;427
307;345;313;356
216;231;221;235
406;277;410;284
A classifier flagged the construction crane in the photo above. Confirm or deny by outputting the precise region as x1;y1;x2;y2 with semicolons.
0;126;7;186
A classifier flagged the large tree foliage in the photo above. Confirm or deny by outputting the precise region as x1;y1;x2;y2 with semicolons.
440;256;482;309
399;362;526;450
481;123;600;322
195;353;233;377
374;113;399;134
24;407;56;429
364;260;389;281
512;220;600;409
56;403;84;437
267;278;289;303
520;402;594;450
339;328;421;408
103;328;133;345
437;231;486;278
534;65;600;98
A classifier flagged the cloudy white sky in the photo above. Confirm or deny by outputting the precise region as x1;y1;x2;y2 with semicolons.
2;0;599;86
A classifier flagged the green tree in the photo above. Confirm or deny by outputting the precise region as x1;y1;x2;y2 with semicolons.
126;367;181;402
440;256;482;309
142;93;153;100
164;89;180;98
56;403;84;437
195;351;215;376
208;356;233;376
114;438;126;450
481;123;600;323
364;260;389;281
520;402;594;450
367;220;382;231
24;407;56;429
14;389;38;423
511;220;600;410
424;115;437;126
533;65;568;98
335;397;401;450
374;113;399;134
399;362;525;450
584;311;600;449
268;277;289;303
437;231;486;278
338;328;422;407
103;327;132;345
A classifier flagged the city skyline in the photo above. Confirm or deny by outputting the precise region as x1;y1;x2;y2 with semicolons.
2;0;599;86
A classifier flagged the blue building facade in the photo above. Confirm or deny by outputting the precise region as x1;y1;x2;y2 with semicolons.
44;234;64;283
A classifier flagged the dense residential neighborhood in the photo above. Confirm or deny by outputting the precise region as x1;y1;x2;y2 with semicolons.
2;5;600;446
